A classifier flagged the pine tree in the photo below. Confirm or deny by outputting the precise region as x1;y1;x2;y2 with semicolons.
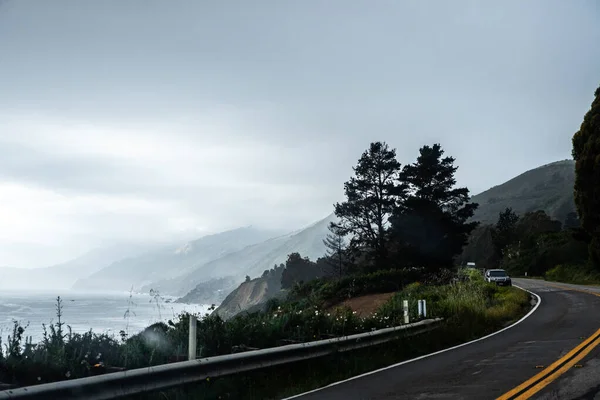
390;144;478;271
332;141;406;270
572;85;600;268
323;224;346;278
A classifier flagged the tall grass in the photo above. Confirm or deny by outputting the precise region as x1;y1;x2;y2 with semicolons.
545;264;600;285
0;275;531;399
128;278;531;400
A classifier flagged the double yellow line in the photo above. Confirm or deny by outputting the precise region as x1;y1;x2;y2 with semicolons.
497;283;600;400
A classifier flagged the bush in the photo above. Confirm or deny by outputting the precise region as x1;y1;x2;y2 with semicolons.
289;269;424;306
0;276;531;395
545;264;600;284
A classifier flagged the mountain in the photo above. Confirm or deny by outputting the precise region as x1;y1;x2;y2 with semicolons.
175;277;239;306
214;273;287;320
458;160;577;269
470;160;576;225
72;226;283;292
146;213;337;297
0;243;156;291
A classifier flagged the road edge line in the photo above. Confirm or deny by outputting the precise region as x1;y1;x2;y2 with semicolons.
282;284;541;400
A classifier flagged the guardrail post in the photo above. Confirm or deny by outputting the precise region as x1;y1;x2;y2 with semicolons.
417;300;423;318
403;300;409;324
423;300;427;317
188;315;197;361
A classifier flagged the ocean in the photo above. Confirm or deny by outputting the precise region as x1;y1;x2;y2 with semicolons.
0;289;211;343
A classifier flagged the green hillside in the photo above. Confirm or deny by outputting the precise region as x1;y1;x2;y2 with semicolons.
471;159;575;225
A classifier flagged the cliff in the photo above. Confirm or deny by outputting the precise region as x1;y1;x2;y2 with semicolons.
214;267;286;320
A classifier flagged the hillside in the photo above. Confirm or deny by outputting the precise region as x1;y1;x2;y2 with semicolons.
214;271;286;320
175;277;238;305
148;214;337;297
471;160;575;225
72;226;283;292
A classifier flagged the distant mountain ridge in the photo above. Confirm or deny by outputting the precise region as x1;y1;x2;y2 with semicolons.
143;214;337;296
0;243;157;291
72;226;284;292
470;159;575;225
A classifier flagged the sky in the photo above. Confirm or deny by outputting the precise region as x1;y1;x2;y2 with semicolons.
0;0;599;268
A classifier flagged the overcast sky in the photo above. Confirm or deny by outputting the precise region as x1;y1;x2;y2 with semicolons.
1;0;599;268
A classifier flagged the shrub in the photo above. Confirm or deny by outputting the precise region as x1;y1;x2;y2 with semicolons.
545;264;600;284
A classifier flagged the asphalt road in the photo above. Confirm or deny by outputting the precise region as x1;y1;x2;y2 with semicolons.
287;279;600;400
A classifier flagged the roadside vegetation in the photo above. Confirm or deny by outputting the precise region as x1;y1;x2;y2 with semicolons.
1;137;536;397
0;271;530;399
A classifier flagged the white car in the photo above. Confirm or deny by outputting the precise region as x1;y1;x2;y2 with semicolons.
485;269;512;286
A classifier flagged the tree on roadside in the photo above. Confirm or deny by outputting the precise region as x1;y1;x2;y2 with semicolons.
323;224;347;278
501;211;583;276
572;85;600;268
491;207;520;258
332;141;406;270
390;143;479;271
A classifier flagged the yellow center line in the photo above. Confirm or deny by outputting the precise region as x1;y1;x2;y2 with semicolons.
496;282;600;400
513;335;600;399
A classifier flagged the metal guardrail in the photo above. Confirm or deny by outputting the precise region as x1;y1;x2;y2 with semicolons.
0;318;443;400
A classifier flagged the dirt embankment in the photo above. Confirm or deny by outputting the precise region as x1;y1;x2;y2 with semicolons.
328;292;396;317
214;279;269;320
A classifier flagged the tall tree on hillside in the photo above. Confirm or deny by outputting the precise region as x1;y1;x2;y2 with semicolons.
332;142;406;270
390;144;479;271
572;85;600;268
491;208;520;258
323;224;347;278
280;253;325;289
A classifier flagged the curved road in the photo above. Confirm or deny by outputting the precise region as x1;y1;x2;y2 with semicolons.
287;279;600;400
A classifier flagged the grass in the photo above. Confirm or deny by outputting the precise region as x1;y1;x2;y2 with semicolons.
544;264;600;285
127;276;530;400
0;273;531;399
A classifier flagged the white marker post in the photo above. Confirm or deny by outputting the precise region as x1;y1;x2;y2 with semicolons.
423;300;427;318
418;300;423;318
403;300;409;324
188;315;197;361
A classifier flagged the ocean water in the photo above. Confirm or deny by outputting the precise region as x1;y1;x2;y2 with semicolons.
0;289;210;343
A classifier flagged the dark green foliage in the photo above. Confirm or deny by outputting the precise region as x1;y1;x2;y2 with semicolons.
127;281;529;400
545;264;600;284
390;144;478;271
491;208;519;258
572;85;600;268
288;269;424;307
455;224;497;270
280;253;328;289
332;141;405;270
500;211;586;276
